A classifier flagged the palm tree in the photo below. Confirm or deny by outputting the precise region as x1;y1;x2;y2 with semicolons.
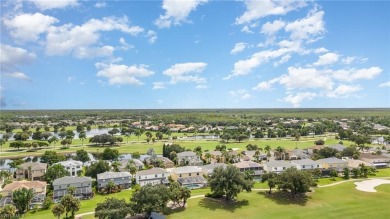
264;145;271;154
79;131;87;147
106;181;116;194
61;194;80;218
205;152;211;164
67;186;76;196
254;150;261;163
111;161;120;172
275;146;285;160
125;133;130;143
12;188;34;214
52;204;65;219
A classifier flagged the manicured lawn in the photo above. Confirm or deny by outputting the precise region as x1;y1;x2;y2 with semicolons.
166;182;390;219
25;189;133;219
0;135;352;158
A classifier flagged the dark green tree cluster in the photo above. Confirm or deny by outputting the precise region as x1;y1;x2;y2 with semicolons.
85;160;110;178
262;167;314;198
89;134;122;146
208;165;254;201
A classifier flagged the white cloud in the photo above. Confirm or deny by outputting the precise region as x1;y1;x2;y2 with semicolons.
0;44;35;79
253;81;272;90
155;0;207;28
196;85;208;89
119;37;133;50
332;67;382;82
229;89;252;100
230;42;247;54
95;2;107;8
241;25;253;34
379;81;390;88
152;82;166;90
28;0;78;10
3;13;58;42
163;62;207;84
261;19;286;36
313;52;339;66
279;67;334;91
314;47;329;53
226;41;302;79
4;72;30;80
146;30;157;44
327;84;361;98
274;55;291;66
95;62;154;86
285;9;325;42
282;92;317;107
341;56;355;65
45;16;143;58
235;0;306;24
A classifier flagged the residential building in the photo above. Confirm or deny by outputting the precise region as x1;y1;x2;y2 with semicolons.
15;162;47;180
329;144;347;152
0;181;47;208
177;151;203;166
316;157;348;171
359;153;390;168
144;157;175;168
53;176;93;202
290;159;320;170
170;166;207;189
233;161;264;177
344;158;373;169
136;168;169;187
118;159;144;172
288;149;310;160
201;163;227;175
263;160;295;173
57;160;83;176
97;171;131;190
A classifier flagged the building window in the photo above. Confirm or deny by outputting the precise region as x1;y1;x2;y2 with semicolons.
302;165;305;169
189;173;191;176
179;174;182;177
283;167;286;170
139;176;141;179
197;173;199;176
155;174;157;178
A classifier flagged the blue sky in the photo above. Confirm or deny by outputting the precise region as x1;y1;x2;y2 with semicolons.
1;0;389;109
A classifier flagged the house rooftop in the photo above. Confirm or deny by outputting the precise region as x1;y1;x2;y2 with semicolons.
137;168;168;176
200;163;227;173
2;181;47;193
265;160;295;168
53;176;92;186
97;171;131;180
290;159;318;166
19;162;47;170
172;166;203;174
177;151;196;157
233;161;262;169
316;157;347;163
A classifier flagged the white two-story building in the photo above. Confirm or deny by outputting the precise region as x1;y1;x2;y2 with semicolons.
135;168;170;187
56;161;83;176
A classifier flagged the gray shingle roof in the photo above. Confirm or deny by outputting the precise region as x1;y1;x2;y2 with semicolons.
53;176;92;186
233;161;262;169
290;159;318;166
265;160;295;168
177;151;196;157
316;157;347;164
201;163;227;173
172;166;203;174
97;171;131;180
136;168;168;176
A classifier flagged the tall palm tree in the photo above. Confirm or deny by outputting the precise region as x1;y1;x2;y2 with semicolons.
275;146;285;160
205;152;212;164
111;161;120;172
106;181;116;194
52;204;65;219
79;131;87;147
67;186;76;196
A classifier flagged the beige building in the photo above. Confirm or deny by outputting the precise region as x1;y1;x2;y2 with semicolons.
170;166;207;189
15;162;47;180
1;180;47;197
316;157;347;171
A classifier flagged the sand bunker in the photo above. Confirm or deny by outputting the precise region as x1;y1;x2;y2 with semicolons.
354;179;390;192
